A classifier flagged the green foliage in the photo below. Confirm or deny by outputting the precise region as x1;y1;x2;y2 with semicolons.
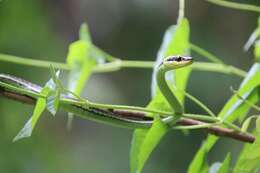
2;1;260;172
130;117;167;173
130;18;191;173
188;143;209;173
13;86;49;141
234;135;260;173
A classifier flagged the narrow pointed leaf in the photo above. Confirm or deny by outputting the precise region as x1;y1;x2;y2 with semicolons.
130;129;148;173
131;118;168;173
130;18;191;173
188;143;209;173
13;87;49;141
150;18;191;111
189;63;260;172
46;90;60;116
217;153;231;173
66;24;98;126
242;116;257;132
256;117;260;135
209;153;231;173
79;23;92;42
234;135;260;173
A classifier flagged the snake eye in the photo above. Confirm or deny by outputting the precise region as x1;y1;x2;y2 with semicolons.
176;56;182;62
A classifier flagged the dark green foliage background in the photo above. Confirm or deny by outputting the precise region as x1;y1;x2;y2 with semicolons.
0;0;257;172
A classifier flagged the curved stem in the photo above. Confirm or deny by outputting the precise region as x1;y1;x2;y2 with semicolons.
207;0;260;13
0;53;246;77
190;43;224;64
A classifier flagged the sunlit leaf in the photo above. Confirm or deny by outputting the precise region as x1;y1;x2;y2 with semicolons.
13;87;49;141
66;23;99;126
79;23;92;43
130;129;148;173
256;116;260;135
187;143;209;173
46;89;60;116
209;163;221;173
130;118;168;173
244;16;260;51
45;68;61;115
130;18;190;173
189;63;260;172
150;18;190;111
234;135;260;173
217;153;231;173
208;153;230;173
244;28;260;51
254;40;260;62
242;116;257;132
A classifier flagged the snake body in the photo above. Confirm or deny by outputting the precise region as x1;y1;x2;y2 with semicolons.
0;55;192;129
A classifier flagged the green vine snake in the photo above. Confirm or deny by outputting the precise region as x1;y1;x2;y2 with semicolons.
0;55;193;129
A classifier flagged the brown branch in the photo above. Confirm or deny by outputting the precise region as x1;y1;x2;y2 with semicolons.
0;87;256;143
113;110;255;143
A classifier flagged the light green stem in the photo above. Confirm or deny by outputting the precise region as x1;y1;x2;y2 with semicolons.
0;53;246;77
178;0;185;23
190;43;224;64
173;123;216;130
192;62;246;77
206;0;260;13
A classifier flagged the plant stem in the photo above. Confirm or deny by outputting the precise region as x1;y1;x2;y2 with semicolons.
173;123;216;130
178;0;185;23
192;62;246;77
0;85;255;143
206;0;260;13
0;53;70;70
190;43;224;64
0;53;247;77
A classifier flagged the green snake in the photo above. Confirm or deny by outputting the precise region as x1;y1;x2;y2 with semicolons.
0;55;193;129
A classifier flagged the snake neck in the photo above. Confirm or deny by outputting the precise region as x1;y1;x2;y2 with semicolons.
156;66;183;115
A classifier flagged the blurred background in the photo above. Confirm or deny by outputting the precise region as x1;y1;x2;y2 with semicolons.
0;0;259;172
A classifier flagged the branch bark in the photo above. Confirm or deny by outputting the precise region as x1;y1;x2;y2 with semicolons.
0;88;255;143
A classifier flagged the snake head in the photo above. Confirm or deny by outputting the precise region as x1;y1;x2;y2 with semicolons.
163;55;193;69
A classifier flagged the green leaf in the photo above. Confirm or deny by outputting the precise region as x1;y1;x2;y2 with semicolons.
130;118;168;173
130;129;148;173
254;39;260;63
45;68;61;116
242;116;257;132
66;24;99;126
234;135;260;173
219;64;260;121
256;117;260;135
187;143;209;173
244;16;260;51
189;63;260;172
79;23;92;43
244;28;260;51
13;87;49;141
217;153;231;173
209;163;221;173
46;89;60;116
150;18;191;110
209;153;231;173
130;18;191;173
